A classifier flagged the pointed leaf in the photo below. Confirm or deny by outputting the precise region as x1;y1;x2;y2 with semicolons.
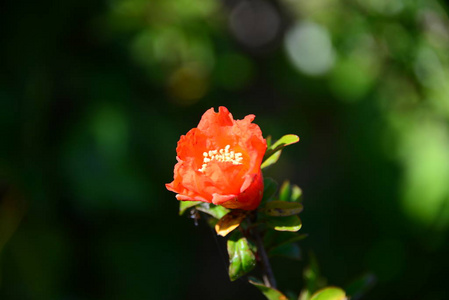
249;277;288;300
196;202;229;219
262;135;299;169
310;287;347;300
264;201;303;216
215;210;248;237
268;215;302;232
279;181;291;201
265;134;300;158
179;201;201;216
228;232;256;281
291;185;303;202
279;181;303;202
261;151;282;169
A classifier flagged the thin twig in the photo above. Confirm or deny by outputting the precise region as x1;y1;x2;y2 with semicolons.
251;222;277;289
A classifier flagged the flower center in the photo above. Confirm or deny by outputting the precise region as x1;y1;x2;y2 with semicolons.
198;145;243;173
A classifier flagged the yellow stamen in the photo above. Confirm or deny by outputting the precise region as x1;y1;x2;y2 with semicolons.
198;145;243;173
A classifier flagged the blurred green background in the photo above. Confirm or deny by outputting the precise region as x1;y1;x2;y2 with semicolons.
1;0;449;299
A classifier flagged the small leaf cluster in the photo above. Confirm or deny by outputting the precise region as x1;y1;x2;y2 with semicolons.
179;135;353;300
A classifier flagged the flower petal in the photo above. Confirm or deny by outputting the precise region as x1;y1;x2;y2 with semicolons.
167;107;267;210
197;107;234;132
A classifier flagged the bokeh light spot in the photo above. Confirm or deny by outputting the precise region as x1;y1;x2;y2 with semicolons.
229;0;281;48
399;119;449;230
285;21;335;76
168;63;208;105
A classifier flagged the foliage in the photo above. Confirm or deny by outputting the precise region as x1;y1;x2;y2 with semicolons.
1;0;449;299
179;135;348;299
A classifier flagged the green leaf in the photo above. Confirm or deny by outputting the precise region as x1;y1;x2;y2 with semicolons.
265;231;306;260
279;181;291;201
310;287;347;300
206;217;219;228
266;135;272;148
268;215;302;232
264;201;303;216
261;151;281;169
264;231;307;250
261;178;278;205
268;242;301;260
302;252;324;297
278;181;303;202
227;231;256;281
291;185;303;202
299;290;312;300
261;134;299;169
196;202;229;219
265;134;300;158
179;201;201;216
248;277;288;300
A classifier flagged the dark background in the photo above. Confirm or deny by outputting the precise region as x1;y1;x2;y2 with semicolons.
1;0;449;299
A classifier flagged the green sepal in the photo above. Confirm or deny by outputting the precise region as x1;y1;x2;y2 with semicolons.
264;201;303;216
268;215;302;232
248;277;288;300
196;202;229;219
179;201;201;216
260;178;278;206
310;287;347;300
261;134;299;169
227;231;257;281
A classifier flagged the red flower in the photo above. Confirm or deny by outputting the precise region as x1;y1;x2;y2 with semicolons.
166;107;267;210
